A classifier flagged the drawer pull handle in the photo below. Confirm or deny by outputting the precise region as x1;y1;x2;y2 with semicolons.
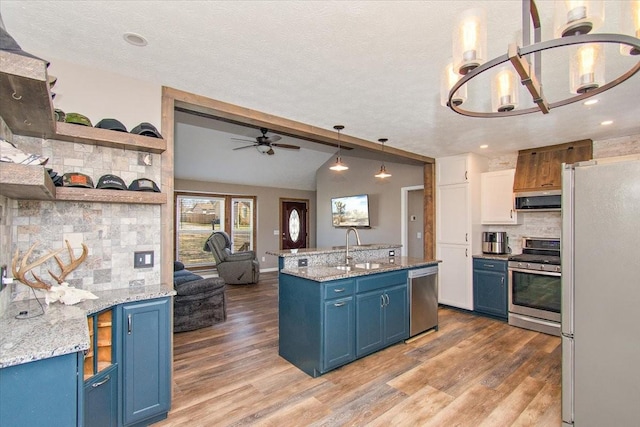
501;277;505;285
381;295;385;307
465;233;468;242
334;302;346;307
127;314;132;335
92;375;110;388
484;264;494;268
333;288;345;293
465;248;468;257
510;209;513;219
465;171;468;181
384;294;390;306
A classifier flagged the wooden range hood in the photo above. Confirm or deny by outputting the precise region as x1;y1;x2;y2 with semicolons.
513;139;593;193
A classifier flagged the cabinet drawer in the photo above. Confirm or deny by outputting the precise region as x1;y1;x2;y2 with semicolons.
473;258;507;272
356;271;407;294
323;279;354;299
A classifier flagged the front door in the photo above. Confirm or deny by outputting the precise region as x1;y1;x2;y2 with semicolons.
281;200;308;250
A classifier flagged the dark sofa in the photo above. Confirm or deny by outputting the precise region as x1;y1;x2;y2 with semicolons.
173;262;227;332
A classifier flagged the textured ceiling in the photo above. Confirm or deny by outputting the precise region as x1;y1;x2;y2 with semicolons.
2;1;639;188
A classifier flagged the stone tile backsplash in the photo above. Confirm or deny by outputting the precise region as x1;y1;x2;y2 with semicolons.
3;132;162;306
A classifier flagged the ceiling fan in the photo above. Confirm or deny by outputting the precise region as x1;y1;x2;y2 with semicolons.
231;128;301;155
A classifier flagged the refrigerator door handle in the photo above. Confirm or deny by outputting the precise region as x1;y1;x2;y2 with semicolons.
562;335;575;425
561;165;575;336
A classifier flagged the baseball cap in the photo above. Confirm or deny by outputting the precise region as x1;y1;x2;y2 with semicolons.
131;122;162;138
128;178;160;192
96;118;127;132
62;172;94;188
96;174;127;190
65;113;93;127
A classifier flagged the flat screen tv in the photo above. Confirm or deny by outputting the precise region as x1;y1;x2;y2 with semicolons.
331;194;371;227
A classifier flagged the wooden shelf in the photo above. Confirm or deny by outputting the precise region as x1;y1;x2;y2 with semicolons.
0;164;166;204
0;163;55;200
55;187;166;204
0;51;56;138
54;122;166;154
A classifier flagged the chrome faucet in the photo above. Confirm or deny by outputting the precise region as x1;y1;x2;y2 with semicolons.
345;227;361;265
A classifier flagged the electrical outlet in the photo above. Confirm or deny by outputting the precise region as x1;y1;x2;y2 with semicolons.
389;250;395;257
134;251;154;268
298;258;308;267
0;265;6;291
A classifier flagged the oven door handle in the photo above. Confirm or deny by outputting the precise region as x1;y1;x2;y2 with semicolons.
509;267;561;277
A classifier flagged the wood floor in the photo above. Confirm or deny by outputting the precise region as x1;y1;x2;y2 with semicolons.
156;272;561;426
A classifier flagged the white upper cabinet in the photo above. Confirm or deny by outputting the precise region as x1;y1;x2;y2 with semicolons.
481;169;522;225
437;155;469;185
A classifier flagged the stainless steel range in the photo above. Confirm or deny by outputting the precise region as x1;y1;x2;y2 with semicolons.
508;237;561;336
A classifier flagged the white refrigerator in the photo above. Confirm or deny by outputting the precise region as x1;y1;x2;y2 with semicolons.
561;155;640;426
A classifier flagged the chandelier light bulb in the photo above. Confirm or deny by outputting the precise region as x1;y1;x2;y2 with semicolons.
440;62;467;107
571;43;604;93
492;67;518;112
555;0;604;38
453;8;486;75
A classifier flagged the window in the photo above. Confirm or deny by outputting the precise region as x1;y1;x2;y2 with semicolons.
175;192;256;270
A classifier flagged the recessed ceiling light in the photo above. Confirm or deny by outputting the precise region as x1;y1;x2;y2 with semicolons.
123;32;148;47
583;99;598;106
600;120;613;126
480;144;488;149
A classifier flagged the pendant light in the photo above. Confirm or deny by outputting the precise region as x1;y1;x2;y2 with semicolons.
374;138;392;179
620;0;640;56
329;125;348;171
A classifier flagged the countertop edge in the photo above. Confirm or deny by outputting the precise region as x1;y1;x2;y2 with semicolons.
281;258;440;282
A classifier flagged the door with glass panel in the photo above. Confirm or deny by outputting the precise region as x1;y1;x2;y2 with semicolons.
281;200;308;250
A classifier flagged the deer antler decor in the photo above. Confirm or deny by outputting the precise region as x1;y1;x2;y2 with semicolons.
11;242;64;290
48;240;89;284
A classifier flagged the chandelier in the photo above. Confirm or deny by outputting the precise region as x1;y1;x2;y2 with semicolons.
443;0;640;117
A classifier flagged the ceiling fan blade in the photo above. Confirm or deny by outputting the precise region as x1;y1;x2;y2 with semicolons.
265;135;282;143
257;135;282;144
272;143;300;150
231;138;258;144
232;144;257;150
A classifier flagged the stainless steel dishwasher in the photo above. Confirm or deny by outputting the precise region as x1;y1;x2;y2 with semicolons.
408;266;438;337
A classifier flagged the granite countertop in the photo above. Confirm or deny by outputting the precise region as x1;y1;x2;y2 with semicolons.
281;256;440;282
267;243;401;257
0;283;176;369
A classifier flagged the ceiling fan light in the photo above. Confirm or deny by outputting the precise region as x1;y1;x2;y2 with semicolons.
453;8;487;75
256;144;271;154
570;43;605;94
440;62;467;107
492;66;519;112
554;0;604;38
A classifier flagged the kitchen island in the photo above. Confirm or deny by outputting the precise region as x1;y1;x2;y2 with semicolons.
270;246;438;377
0;283;175;427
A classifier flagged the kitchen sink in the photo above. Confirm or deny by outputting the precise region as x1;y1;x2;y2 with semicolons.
354;262;382;270
334;262;383;271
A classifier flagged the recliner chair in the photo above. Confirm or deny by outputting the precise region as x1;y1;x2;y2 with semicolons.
204;231;260;284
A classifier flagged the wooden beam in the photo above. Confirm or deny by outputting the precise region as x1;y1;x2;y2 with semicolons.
164;86;434;164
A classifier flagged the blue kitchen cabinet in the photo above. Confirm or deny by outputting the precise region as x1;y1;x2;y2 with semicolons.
355;271;409;357
473;258;508;319
0;352;83;427
120;297;171;426
84;308;117;427
323;280;356;371
279;274;356;377
84;364;118;427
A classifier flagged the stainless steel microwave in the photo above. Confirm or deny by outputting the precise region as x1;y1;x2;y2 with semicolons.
514;190;561;211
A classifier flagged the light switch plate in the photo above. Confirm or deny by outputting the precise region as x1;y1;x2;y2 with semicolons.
134;251;154;268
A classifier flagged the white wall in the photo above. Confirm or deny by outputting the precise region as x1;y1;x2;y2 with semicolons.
316;155;424;248
48;57;161;132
